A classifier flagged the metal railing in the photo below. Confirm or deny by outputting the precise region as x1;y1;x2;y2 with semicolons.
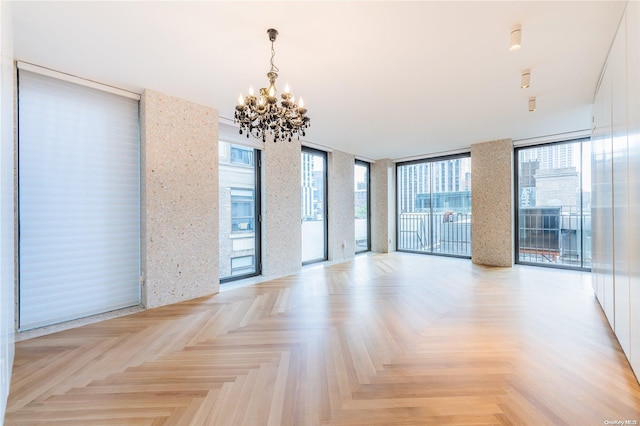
398;212;471;257
518;206;591;268
398;207;591;267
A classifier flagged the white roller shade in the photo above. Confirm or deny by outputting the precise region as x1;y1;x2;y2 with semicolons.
18;69;141;330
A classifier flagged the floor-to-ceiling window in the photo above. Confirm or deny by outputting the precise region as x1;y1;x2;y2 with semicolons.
18;66;141;330
354;160;370;253
397;154;472;257
515;138;591;269
219;142;261;281
301;147;327;264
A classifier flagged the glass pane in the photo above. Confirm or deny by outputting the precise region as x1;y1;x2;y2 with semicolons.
219;141;259;280
230;146;254;165
581;140;592;267
398;162;432;252
397;156;471;257
354;162;369;253
432;157;472;256
230;255;254;276
302;149;327;263
517;140;590;268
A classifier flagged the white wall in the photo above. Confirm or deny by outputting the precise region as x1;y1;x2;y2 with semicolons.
591;1;640;376
0;1;15;421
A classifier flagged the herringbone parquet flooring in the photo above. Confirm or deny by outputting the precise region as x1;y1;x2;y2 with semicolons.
6;253;640;425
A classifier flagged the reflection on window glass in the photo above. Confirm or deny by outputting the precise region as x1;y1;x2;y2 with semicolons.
516;139;591;269
231;146;253;166
219;141;260;281
231;189;254;233
231;255;254;276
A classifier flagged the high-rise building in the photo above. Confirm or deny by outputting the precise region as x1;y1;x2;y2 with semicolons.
519;143;574;170
301;152;315;220
397;157;471;214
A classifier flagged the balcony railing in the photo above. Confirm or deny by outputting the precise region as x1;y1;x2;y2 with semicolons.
398;207;590;267
398;212;471;257
518;206;591;268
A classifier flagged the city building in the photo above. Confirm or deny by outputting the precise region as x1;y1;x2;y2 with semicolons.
218;142;258;279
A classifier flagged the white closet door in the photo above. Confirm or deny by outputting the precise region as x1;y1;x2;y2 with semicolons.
18;69;141;330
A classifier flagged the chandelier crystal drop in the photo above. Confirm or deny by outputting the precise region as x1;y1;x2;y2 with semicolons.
234;28;310;142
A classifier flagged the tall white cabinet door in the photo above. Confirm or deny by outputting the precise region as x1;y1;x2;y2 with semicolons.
611;19;631;356
591;69;607;304
592;62;615;329
626;0;640;377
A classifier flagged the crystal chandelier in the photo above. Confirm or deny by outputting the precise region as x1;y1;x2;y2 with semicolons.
234;28;310;142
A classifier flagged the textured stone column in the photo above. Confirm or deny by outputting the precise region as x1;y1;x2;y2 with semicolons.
262;140;302;277
328;150;356;262
470;139;513;267
141;89;219;308
371;159;395;253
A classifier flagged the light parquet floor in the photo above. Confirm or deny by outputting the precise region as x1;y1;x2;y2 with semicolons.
6;253;640;425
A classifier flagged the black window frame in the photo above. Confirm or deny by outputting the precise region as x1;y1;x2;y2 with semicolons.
355;159;371;254
514;138;591;271
396;153;472;259
301;146;328;265
220;146;262;284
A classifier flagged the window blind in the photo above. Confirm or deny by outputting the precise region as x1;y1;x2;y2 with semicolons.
18;69;141;330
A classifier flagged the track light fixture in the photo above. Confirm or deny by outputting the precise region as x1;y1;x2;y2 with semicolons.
509;25;522;51
521;69;531;89
529;97;536;112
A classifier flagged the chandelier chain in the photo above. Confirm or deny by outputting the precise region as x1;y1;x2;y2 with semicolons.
270;42;279;74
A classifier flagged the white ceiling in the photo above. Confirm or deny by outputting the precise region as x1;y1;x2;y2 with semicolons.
10;1;627;160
